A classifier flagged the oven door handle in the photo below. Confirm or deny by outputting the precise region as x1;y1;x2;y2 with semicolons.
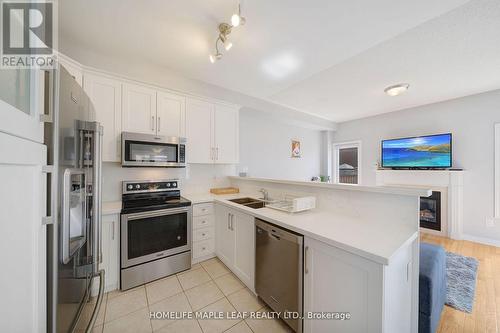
123;207;191;220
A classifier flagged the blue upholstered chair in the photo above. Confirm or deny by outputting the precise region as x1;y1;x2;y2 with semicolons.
419;243;447;333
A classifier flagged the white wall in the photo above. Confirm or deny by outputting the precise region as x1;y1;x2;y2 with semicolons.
333;89;500;243
239;108;323;181
102;163;236;201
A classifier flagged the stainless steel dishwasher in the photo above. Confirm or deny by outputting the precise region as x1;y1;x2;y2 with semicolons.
255;219;303;333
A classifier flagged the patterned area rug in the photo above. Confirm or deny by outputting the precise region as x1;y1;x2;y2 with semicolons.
446;252;479;313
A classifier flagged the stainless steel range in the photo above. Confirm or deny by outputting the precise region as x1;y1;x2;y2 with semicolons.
120;179;192;290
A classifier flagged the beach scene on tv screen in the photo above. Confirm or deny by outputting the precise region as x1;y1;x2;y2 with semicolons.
382;134;451;167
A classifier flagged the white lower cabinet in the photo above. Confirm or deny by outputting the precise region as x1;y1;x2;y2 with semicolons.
303;236;416;333
233;211;255;289
215;204;255;291
99;214;120;293
192;203;216;264
215;204;235;265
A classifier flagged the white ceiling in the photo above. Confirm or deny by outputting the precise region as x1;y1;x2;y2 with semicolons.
59;0;500;122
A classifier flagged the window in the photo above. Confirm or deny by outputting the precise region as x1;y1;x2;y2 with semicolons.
333;141;361;185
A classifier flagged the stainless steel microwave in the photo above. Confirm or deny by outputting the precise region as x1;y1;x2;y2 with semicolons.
121;132;186;167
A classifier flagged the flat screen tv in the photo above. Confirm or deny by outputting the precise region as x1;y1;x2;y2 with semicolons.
381;133;452;169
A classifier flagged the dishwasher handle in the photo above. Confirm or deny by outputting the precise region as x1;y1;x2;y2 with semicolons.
255;219;302;244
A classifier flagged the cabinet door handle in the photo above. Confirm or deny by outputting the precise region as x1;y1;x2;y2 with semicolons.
227;214;231;230
151;116;155;131
216;147;219;161
158;117;161;132
40;70;54;123
112;221;115;240
230;214;234;231
41;165;55;225
304;246;309;274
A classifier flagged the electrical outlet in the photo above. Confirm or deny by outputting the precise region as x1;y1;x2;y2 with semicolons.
486;218;496;228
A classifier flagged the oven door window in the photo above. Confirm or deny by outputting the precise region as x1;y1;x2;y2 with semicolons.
127;212;187;259
125;140;178;163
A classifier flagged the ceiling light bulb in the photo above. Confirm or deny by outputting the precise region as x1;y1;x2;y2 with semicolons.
224;40;233;51
231;14;240;27
209;53;222;63
384;83;410;96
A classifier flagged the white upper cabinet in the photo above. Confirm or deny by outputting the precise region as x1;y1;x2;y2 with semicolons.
83;72;122;162
186;97;214;163
214;103;239;164
122;83;157;135
58;55;239;164
186;97;239;164
156;91;186;137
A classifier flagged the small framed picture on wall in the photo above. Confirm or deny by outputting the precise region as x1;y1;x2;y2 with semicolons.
291;140;301;158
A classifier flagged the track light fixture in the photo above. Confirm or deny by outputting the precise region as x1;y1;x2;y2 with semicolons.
231;3;246;27
209;2;246;63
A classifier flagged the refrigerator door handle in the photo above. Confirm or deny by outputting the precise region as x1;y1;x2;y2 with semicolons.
92;125;104;265
85;270;105;333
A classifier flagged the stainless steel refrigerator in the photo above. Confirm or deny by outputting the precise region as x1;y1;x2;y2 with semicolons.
45;65;105;333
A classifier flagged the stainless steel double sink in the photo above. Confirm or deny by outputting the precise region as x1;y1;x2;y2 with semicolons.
228;197;265;209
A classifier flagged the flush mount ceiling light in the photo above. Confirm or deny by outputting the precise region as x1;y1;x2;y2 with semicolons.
384;83;410;96
209;2;246;63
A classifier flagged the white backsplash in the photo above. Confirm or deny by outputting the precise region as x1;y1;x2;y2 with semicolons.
102;162;237;201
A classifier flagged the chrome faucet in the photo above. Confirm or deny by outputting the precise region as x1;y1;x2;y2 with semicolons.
259;188;270;201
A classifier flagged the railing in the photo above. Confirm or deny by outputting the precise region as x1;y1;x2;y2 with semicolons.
339;175;358;184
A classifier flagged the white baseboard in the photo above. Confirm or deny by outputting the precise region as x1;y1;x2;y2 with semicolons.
461;234;500;247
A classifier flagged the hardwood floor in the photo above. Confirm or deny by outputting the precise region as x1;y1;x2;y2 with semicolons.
420;233;500;333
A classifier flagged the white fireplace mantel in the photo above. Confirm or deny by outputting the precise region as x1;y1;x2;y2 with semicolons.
375;169;464;239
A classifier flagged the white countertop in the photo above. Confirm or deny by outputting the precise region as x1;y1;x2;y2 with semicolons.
183;192;417;265
102;191;418;265
229;176;432;197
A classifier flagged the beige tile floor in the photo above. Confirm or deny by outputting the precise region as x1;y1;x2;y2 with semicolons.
90;257;293;333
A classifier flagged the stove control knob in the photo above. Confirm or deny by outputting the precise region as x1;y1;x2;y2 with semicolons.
172;182;177;188
135;184;141;190
166;183;171;187
127;185;133;190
